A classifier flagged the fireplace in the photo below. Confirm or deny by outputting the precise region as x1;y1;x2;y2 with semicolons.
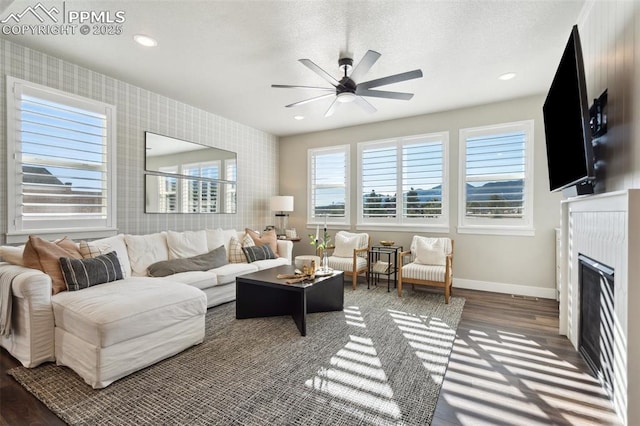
578;254;615;399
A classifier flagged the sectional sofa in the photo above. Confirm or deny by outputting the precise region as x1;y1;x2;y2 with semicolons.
0;228;293;388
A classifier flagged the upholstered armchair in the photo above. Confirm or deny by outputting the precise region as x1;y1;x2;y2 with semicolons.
322;231;370;289
398;236;454;303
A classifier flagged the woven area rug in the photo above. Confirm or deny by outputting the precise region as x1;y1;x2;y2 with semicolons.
8;285;464;426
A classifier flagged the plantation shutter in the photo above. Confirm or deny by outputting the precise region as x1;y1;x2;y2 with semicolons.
464;130;526;218
402;141;443;218
9;78;116;233
362;144;397;218
309;147;348;220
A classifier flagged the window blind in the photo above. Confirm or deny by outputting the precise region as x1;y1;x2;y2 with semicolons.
8;78;116;234
309;147;347;219
464;131;526;218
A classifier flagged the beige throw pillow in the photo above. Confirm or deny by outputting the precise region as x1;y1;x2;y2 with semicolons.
22;236;83;294
245;228;279;257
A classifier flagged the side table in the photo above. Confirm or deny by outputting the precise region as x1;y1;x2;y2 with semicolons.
368;245;403;292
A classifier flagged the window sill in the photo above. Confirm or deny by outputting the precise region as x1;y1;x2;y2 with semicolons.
5;228;119;244
356;224;450;234
456;225;535;237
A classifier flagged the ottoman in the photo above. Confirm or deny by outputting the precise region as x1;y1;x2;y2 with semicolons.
51;277;206;388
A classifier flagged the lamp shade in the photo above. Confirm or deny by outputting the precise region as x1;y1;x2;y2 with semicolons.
270;196;294;212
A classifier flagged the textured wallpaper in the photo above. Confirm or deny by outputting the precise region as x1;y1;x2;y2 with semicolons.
0;39;279;244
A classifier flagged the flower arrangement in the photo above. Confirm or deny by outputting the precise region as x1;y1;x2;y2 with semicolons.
309;228;331;251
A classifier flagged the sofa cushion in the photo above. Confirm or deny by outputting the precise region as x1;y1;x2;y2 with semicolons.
166;230;208;260
0;245;25;266
147;245;227;277
125;232;169;276
212;262;258;284
60;251;123;291
22;236;83;294
252;257;290;271
83;234;131;278
51;277;206;348
161;270;218;290
242;244;277;263
245;228;279;257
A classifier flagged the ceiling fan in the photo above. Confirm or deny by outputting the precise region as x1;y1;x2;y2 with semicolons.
272;50;423;117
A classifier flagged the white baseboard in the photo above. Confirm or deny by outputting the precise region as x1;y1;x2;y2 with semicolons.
453;278;557;300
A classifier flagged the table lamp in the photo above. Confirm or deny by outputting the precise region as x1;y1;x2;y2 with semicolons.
270;195;294;236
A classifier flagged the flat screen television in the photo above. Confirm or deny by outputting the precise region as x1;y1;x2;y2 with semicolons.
543;25;595;193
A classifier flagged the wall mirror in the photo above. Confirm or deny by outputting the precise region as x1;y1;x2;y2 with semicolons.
144;132;237;213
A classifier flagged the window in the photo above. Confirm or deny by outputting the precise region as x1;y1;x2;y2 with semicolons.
184;161;220;213
308;145;350;225
357;132;449;232
6;77;116;242
458;120;534;236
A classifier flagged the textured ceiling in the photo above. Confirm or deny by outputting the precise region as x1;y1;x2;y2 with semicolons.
0;0;586;136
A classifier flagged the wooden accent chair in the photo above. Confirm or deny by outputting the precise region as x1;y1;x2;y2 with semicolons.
322;231;370;289
398;236;454;303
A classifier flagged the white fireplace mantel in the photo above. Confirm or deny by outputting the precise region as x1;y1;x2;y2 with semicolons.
559;189;640;425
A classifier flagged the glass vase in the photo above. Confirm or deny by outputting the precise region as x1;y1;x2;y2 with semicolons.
322;250;330;272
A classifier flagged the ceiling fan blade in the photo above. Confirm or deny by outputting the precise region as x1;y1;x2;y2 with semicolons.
358;69;423;90
355;88;414;100
299;59;341;87
354;96;377;114
285;93;335;108
272;84;335;91
349;50;381;82
324;98;340;117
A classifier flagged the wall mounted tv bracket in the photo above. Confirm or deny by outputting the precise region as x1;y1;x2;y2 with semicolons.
588;89;608;195
589;89;608;138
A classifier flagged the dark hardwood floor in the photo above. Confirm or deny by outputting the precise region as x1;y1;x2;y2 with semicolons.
0;288;620;425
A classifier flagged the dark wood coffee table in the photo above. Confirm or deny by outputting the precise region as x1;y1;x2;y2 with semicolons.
236;265;344;336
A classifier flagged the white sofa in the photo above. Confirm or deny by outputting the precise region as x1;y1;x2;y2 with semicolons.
0;228;292;388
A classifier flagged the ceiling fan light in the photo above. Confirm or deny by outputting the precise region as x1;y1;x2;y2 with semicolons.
337;92;357;103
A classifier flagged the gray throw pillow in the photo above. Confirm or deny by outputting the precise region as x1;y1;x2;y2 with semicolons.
60;251;123;291
242;245;276;263
148;245;227;277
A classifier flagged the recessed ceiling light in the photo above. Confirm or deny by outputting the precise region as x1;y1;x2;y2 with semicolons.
498;72;516;81
134;34;158;47
294;115;304;120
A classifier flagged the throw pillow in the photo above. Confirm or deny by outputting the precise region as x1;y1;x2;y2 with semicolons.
414;237;446;266
60;251;123;291
79;240;112;258
166;230;209;260
148;245;228;277
228;234;254;263
242;245;277;263
0;245;25;266
22;236;83;294
79;235;131;278
333;232;361;258
245;228;279;257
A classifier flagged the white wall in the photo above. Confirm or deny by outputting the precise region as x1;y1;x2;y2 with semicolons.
0;39;279;244
578;0;640;191
280;95;562;297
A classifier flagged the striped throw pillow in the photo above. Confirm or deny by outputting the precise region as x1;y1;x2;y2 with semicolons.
59;251;123;291
242;245;276;263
